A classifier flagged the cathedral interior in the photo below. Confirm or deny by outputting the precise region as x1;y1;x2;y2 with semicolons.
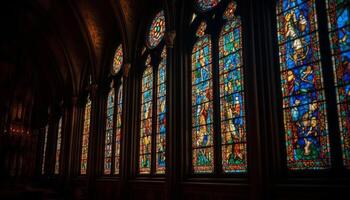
0;0;350;199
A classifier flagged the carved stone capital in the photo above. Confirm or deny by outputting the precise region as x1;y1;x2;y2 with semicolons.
165;31;176;48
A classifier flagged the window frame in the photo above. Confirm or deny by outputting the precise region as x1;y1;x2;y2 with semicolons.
186;0;249;178
103;79;124;176
136;40;168;177
54;116;63;175
78;93;92;176
270;0;350;178
102;43;125;177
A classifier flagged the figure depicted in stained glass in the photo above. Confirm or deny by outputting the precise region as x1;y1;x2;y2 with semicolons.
326;0;350;168
138;10;167;175
284;12;308;63
192;21;214;173
147;11;165;49
277;0;331;170
218;1;247;173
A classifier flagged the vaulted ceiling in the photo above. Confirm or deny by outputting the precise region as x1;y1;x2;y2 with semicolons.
0;0;165;127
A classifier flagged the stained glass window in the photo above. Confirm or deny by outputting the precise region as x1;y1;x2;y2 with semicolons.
196;21;207;37
41;125;48;174
138;10;167;175
147;11;165;49
191;0;248;174
326;0;350;168
219;1;247;173
54;118;62;174
156;48;167;174
276;0;331;170
114;82;123;174
113;45;123;74
195;0;221;12
192;22;214;173
104;88;115;175
139;56;153;174
80;96;91;175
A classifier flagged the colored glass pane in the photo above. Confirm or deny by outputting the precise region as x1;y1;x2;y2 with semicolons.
192;31;214;173
104;88;115;175
113;44;123;74
54;118;62;174
196;0;221;12
80;97;91;174
115;82;123;174
196;22;207;37
277;0;331;170
219;2;247;173
191;13;197;24
223;1;237;20
41;125;48;174
139;59;153;174
147;11;165;49
156;48;167;174
326;0;350;168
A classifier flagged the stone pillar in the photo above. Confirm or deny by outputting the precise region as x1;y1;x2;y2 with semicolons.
63;96;79;190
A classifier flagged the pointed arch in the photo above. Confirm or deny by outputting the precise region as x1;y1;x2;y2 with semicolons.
191;27;214;173
276;0;331;170
104;88;115;174
156;48;167;174
218;1;247;173
139;59;154;174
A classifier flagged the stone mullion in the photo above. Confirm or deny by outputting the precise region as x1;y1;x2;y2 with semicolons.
165;29;176;200
87;84;100;197
63;97;79;190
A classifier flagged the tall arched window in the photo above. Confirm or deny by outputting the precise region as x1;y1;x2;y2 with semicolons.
104;44;124;175
276;0;350;170
190;0;247;174
41;125;49;174
104;87;115;174
138;10;167;175
55;117;62;174
326;0;350;168
219;2;247;173
192;22;214;173
276;0;331;170
80;96;91;175
140;57;153;174
156;48;167;174
115;81;123;174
